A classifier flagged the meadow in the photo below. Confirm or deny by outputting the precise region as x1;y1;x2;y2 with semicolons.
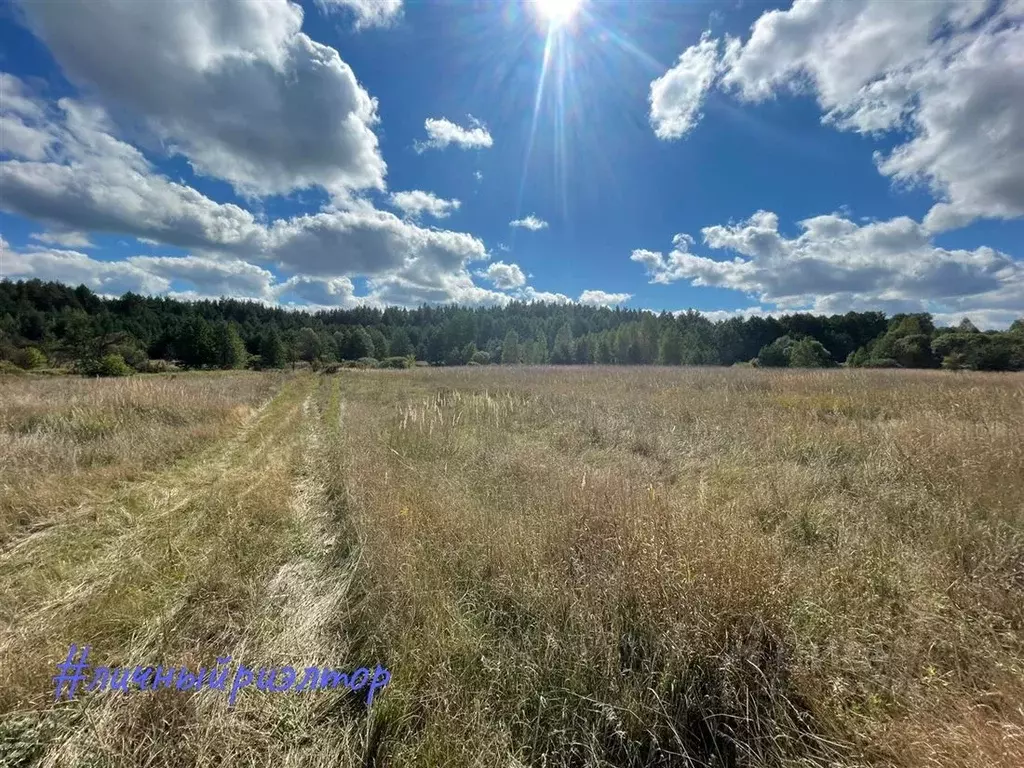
0;366;1021;767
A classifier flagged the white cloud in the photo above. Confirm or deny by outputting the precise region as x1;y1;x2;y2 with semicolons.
367;271;512;307
632;209;1024;321
414;116;493;152
127;255;276;299
689;306;776;323
3;245;171;295
316;0;402;29
477;261;526;289
510;214;548;231
266;208;488;279
519;288;570;304
29;230;94;248
388;190;461;219
649;32;722;140
578;290;631;307
275;274;359;307
0;82;492;302
15;0;386;197
652;0;1024;230
0;83;266;251
474;170;483;182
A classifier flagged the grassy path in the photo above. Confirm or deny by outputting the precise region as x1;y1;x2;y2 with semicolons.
0;374;379;767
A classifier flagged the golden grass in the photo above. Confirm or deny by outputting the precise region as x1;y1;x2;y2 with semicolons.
1;367;1022;767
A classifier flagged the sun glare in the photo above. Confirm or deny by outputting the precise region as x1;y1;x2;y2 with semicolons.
530;0;583;29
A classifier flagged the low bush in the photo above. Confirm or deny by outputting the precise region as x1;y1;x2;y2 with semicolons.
80;354;134;377
379;356;415;369
135;359;181;374
14;347;47;370
0;360;27;376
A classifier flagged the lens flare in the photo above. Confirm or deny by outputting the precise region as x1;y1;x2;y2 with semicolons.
529;0;583;29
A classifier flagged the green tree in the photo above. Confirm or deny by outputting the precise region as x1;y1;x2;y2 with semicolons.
501;330;520;364
551;323;574;364
368;327;389;359
336;326;374;360
389;328;413;357
659;326;684;365
846;347;869;367
177;315;217;368
891;334;935;368
788;337;833;368
295;327;323;364
216;322;248;369
259;328;287;369
757;335;795;367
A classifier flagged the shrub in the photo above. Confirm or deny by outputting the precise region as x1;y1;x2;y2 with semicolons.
82;354;134;377
379;356;415;369
356;357;380;368
0;360;27;376
15;347;47;370
756;335;795;367
788;338;834;368
135;359;180;374
864;358;900;368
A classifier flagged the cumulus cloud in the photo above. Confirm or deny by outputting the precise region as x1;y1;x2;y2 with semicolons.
3;245;170;295
316;0;402;29
388;190;461;219
265;208;488;279
477;261;526;289
1;239;289;300
275;274;359;307
0;83;265;251
15;0;387;197
29;230;94;248
414;116;493;152
510;215;548;231
651;0;1024;230
649;33;722;140
578;289;632;307
0;81;494;304
127;255;276;299
632;209;1024;321
517;286;571;304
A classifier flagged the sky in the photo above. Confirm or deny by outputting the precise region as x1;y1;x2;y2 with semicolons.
0;0;1021;328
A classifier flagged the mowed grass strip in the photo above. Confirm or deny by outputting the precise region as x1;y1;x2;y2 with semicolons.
0;372;313;762
0;372;285;545
330;366;1024;768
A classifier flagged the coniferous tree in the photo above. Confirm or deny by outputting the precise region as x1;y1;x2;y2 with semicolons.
659;325;684;365
551;323;574;364
215;322;248;369
259;328;287;369
501;330;520;364
177;315;217;368
389;328;413;357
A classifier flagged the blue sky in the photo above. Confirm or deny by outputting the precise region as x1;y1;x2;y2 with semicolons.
1;0;1021;326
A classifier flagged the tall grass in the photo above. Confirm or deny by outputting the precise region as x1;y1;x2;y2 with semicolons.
0;367;1021;767
337;367;1024;766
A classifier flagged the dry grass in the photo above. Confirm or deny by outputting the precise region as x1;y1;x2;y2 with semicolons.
1;367;1022;767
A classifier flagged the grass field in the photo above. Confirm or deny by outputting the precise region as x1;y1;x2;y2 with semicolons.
1;367;1022;767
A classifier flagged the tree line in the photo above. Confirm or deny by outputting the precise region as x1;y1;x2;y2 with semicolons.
1;279;1022;374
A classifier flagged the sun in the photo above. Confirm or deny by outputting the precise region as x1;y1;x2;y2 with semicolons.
529;0;583;29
